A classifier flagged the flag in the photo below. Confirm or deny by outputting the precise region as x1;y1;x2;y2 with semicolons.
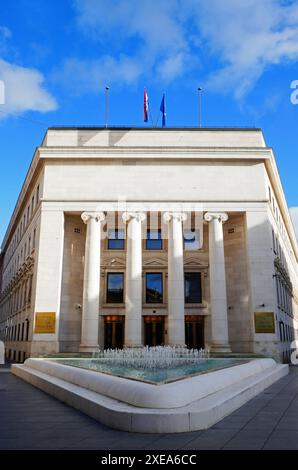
160;93;166;127
144;87;148;122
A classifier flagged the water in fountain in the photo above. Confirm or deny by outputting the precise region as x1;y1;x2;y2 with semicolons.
93;346;210;369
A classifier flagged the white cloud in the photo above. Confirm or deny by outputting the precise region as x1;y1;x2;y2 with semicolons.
0;26;11;40
290;207;298;241
53;55;142;93
194;0;298;97
69;0;298;97
0;26;57;118
74;0;187;54
0;58;57;117
58;0;192;89
0;25;11;55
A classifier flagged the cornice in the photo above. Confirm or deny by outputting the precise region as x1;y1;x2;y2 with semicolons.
38;146;272;160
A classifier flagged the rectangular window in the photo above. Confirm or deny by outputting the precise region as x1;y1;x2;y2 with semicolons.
146;272;163;303
272;230;276;254
107;273;124;303
146;229;162;250
185;272;202;304
31;196;35;215
108;229;125;250
184;229;200;251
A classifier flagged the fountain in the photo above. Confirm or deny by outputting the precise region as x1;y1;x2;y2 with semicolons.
92;345;210;369
11;346;288;433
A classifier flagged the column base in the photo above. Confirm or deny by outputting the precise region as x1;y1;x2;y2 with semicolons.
79;345;99;353
210;343;232;354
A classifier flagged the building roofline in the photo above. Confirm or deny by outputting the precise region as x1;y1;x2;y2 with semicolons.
1;126;297;263
47;126;262;132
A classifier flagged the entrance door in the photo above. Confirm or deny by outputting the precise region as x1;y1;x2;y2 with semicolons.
144;316;165;347
104;316;124;349
185;315;204;350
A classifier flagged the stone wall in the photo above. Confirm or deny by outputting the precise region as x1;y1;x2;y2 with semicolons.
224;214;253;352
59;215;86;352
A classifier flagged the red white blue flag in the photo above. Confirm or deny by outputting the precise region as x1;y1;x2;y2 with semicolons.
144;87;148;122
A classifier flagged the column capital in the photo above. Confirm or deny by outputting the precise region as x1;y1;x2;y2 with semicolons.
81;212;106;224
122;211;146;223
204;212;228;224
163;211;187;223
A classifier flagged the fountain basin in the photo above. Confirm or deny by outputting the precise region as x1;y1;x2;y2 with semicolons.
11;357;288;432
48;356;248;384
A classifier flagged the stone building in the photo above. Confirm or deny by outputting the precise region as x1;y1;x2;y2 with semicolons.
0;127;297;362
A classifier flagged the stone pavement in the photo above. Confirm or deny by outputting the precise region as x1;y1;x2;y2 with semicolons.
0;365;297;450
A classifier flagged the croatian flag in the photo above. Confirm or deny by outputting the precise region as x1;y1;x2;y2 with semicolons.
160;93;166;127
144;87;149;122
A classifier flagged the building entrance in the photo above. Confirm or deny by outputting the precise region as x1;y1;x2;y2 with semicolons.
144;315;165;347
104;316;124;349
185;315;204;350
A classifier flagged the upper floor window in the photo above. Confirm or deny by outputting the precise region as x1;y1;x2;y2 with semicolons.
32;228;36;249
146;229;162;250
184;229;201;251
108;229;125;250
106;273;124;303
185;272;202;304
146;272;163;303
31;196;35;215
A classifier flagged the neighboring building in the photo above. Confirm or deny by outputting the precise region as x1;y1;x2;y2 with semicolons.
0;127;297;363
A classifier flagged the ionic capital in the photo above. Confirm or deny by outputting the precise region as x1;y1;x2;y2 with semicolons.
81;212;106;224
163;212;187;223
204;212;228;224
122;211;146;223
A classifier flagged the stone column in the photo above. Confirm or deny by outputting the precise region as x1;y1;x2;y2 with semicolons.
80;212;105;352
122;211;146;347
163;212;187;346
204;212;231;353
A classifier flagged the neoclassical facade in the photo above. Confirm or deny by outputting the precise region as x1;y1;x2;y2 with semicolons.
0;127;297;362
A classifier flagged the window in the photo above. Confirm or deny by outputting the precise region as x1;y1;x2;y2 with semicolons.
146;229;162;250
106;273;124;303
184;229;201;251
108;229;125;250
31;196;35;215
146;272;163;303
272;230;276;254
32;228;36;249
36;185;40;203
185;272;202;304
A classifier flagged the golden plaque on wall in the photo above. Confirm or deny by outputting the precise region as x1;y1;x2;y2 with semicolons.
254;312;275;334
34;312;56;334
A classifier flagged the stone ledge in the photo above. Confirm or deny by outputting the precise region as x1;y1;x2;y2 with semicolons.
11;359;288;433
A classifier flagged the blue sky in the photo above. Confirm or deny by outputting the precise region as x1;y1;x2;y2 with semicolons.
1;0;298;244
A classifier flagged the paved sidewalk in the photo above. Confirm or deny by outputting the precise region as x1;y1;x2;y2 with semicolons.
0;365;297;450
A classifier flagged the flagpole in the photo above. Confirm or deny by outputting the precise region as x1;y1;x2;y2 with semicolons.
198;86;202;128
105;85;109;128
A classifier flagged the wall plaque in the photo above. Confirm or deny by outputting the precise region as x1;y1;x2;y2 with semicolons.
254;311;275;334
34;312;56;334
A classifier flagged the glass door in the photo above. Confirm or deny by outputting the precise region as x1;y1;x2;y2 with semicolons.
104;315;124;349
143;316;165;347
185;315;204;350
